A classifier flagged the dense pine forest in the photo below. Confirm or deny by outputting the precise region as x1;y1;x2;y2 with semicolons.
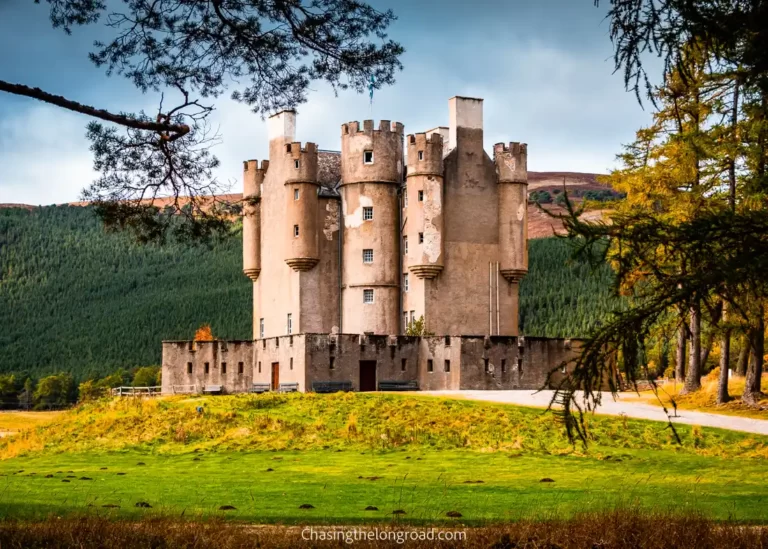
0;206;616;379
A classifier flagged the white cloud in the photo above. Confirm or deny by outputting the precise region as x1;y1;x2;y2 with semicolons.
0;104;95;205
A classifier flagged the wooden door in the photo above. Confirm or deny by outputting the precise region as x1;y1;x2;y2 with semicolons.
271;363;280;391
359;360;377;392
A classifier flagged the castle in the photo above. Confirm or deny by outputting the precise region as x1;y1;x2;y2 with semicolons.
161;97;576;394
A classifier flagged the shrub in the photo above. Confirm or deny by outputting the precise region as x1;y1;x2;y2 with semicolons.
528;190;552;204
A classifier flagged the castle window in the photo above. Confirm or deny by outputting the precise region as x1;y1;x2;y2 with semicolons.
410;310;415;325
401;358;407;371
293;225;299;237
418;151;424;161
187;362;193;374
259;318;264;339
484;358;490;373
294;160;300;169
444;360;451;373
427;359;433;373
294;188;299;200
238;362;244;374
290;357;293;370
363;206;373;221
221;362;227;374
363;289;374;304
501;359;507;373
403;189;408;207
363;150;374;164
287;313;292;335
445;335;451;346
204;362;210;374
418;232;424;244
329;357;335;370
403;313;408;331
363;249;374;264
403;273;409;292
258;361;262;373
418;190;424;202
403;236;408;255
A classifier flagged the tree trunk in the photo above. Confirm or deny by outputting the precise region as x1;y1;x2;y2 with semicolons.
736;334;750;376
683;301;702;393
717;304;731;404
743;307;764;405
675;321;687;382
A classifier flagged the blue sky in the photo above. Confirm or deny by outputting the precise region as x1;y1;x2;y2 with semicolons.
0;0;655;205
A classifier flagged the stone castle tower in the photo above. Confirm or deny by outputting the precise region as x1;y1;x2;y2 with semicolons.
244;96;528;339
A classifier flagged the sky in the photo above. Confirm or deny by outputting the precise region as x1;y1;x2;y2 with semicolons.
0;0;656;205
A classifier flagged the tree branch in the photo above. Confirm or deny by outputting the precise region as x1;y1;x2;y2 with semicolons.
0;79;190;139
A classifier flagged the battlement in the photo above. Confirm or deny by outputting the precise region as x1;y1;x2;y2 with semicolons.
243;159;270;172
494;142;528;184
341;120;404;135
282;142;319;185
493;142;528;156
285;142;318;155
406;133;444;176
243;159;269;197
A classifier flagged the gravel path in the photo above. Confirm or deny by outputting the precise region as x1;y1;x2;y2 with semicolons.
423;390;768;436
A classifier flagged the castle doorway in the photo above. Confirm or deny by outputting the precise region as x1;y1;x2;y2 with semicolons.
359;360;377;392
271;362;280;390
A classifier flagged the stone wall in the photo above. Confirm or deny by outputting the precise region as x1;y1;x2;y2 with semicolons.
161;335;580;394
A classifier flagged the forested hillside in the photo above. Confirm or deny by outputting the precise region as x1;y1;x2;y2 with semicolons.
0;206;616;379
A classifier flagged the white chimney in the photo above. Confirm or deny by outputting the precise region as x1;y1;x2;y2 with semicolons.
268;109;296;142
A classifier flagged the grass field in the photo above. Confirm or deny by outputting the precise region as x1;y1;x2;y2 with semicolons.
0;394;766;524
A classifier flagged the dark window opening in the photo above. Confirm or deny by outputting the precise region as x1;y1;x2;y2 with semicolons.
501;359;507;373
258;361;262;373
363;150;374;164
444;335;451;345
418;232;424;244
427;359;433;372
401;358;407;372
262;339;266;349
204;362;210;374
238;362;244;374
418;150;424;161
275;338;279;348
484;358;489;373
329;357;335;370
294;159;300;169
418;190;424;201
290;357;293;370
187;362;193;374
444;360;451;373
221;362;227;374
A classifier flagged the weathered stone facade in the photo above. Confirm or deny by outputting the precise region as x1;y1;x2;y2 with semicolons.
161;336;579;394
162;96;580;394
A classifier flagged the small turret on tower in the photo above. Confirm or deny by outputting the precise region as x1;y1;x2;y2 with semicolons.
284;142;320;272
495;142;528;282
406;133;445;279
243;159;268;281
339;119;404;335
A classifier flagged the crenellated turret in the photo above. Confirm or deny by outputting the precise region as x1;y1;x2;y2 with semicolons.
406;133;444;279
284;142;320;272
243;159;268;281
495;142;528;282
339;119;404;335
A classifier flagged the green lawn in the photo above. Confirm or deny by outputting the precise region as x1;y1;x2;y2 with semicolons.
0;394;766;524
0;448;766;524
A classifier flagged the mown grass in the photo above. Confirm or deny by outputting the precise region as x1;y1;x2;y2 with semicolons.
0;394;766;524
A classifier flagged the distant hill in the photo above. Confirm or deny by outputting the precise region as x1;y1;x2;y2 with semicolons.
0;204;616;379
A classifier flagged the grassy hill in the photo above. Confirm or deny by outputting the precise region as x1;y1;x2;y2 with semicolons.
0;394;767;523
0;206;616;379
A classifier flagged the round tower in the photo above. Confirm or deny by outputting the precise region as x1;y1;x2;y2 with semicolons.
283;141;320;271
340;119;404;335
243;159;268;281
406;132;444;279
495;142;528;282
